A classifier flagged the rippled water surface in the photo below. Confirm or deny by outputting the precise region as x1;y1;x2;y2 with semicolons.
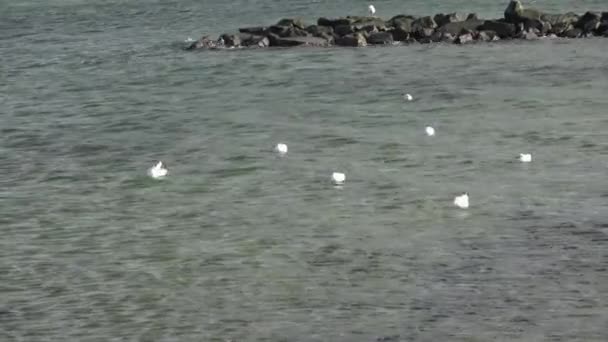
2;0;608;341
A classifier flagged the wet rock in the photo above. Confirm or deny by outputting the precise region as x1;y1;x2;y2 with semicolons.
523;29;539;40
479;20;516;38
466;13;479;21
268;35;330;47
305;25;333;37
390;26;410;41
238;26;268;36
389;15;416;32
334;24;355;36
437;20;484;35
431;31;456;43
575;11;601;33
317;17;354;28
434;13;463;27
335;32;367;46
269;25;309;38
239;34;270;48
186;35;217;49
563;27;583;38
219;33;241;47
367;31;394;44
523;19;551;35
504;0;542;23
412;16;437;40
276;18;307;30
597;22;608;36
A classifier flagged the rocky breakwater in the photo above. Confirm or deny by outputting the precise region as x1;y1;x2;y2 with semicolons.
186;1;608;50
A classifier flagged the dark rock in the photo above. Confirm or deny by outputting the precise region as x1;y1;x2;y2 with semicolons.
390;26;410;41
238;26;268;36
563;27;583;38
430;31;456;43
335;32;367;47
551;22;574;36
358;25;380;38
305;25;333;37
575;11;601;33
239;34;270;48
437;20;484;35
466;13;479;21
317;17;354;28
352;17;388;32
542;12;579;26
504;0;542;23
389;15;416;32
597;22;608;35
455;31;475;44
334;24;355;36
433;13;463;27
219;33;241;47
269;25;309;38
479;20;516;38
367;31;394;44
412;16;437;40
268;35;330;47
276;18;307;30
523;19;551;35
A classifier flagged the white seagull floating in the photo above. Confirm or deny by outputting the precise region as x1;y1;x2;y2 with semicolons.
519;153;532;163
368;4;376;16
148;161;168;179
332;172;346;185
425;126;435;136
275;143;288;155
404;93;413;101
454;192;469;209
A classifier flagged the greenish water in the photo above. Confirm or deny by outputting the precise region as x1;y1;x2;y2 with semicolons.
2;1;608;341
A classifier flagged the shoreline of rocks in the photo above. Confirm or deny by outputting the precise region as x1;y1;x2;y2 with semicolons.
186;1;608;50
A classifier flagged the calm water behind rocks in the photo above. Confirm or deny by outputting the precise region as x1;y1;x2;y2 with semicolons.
2;1;608;341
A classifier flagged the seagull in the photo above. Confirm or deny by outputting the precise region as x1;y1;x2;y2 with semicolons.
404;93;413;101
368;4;376;16
454;192;469;209
275;143;288;155
425;126;435;136
519;153;532;163
332;172;346;185
148;161;168;179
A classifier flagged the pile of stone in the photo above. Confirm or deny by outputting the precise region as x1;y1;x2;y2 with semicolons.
186;1;608;50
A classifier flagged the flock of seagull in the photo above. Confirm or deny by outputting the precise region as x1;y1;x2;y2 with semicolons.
146;92;534;210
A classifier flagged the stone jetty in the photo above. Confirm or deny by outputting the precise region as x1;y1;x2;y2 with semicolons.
186;1;608;50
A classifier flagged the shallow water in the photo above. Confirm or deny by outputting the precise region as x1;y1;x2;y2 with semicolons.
2;1;608;341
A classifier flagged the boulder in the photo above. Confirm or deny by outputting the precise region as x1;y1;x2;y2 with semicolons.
504;0;542;23
523;30;539;40
367;31;394;44
430;31;456;43
239;34;270;48
276;18;307;30
434;13;463;27
437;20;484;35
563;28;582;38
219;33;241;47
597;22;608;35
389;15;416;33
335;32;367;46
542;12;579;26
466;13;479;21
334;25;355;36
390;26;410;41
268;35;330;47
317;17;354;28
411;16;436;40
238;26;268;36
269;25;309;38
574;11;601;33
479;20;516;38
523;19;551;35
305;25;334;37
550;22;574;36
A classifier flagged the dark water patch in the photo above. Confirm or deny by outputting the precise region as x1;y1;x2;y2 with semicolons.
209;166;263;178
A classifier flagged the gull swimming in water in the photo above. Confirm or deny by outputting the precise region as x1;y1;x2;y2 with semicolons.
148;161;168;179
368;4;376;16
404;93;413;101
275;143;288;155
454;192;469;209
519;153;532;162
425;126;435;136
332;172;346;185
